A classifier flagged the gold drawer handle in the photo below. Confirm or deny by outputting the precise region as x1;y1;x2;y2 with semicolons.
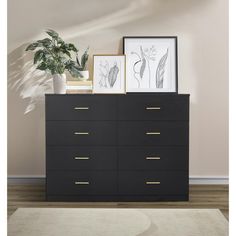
146;157;161;160
146;132;160;135
75;181;89;185
74;107;89;110
74;132;89;135
146;181;161;185
146;107;161;110
74;157;90;160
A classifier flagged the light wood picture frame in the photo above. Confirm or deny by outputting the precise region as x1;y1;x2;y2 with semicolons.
93;55;126;94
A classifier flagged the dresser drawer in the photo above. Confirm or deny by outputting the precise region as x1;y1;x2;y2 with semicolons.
118;171;188;195
47;171;117;195
118;95;189;121
46;95;117;120
118;147;188;170
118;121;188;146
47;147;117;170
46;121;116;146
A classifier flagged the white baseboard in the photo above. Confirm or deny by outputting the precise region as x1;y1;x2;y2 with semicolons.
7;175;229;185
189;176;228;185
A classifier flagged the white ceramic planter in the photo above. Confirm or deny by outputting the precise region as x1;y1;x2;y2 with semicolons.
79;70;89;81
52;74;66;94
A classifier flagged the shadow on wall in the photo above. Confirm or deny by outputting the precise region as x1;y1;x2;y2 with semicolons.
8;44;52;114
7;44;52;175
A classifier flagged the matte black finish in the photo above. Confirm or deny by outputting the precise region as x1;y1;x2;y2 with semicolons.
47;171;117;195
46;94;189;201
118;147;188;170
46;121;116;146
47;195;189;202
47;147;117;170
118;94;188;120
46;95;117;120
118;171;188;195
118;121;188;146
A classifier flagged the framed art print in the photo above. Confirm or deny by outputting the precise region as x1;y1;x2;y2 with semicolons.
123;36;178;93
93;55;125;94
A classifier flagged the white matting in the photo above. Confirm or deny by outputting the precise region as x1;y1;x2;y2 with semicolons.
8;208;228;236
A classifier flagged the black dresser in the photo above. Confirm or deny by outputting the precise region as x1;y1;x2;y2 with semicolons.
46;94;189;201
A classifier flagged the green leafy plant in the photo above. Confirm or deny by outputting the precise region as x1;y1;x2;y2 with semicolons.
25;29;81;77
76;47;89;71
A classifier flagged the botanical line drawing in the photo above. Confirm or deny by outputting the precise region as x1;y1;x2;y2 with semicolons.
156;49;169;88
131;45;156;88
108;63;119;87
99;60;119;88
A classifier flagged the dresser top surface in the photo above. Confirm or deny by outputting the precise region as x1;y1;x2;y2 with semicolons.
45;93;190;97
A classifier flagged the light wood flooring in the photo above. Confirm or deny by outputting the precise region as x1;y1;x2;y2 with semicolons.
8;184;229;220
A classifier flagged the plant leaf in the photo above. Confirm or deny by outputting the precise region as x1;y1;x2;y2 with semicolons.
47;59;56;74
64;50;71;58
33;50;44;64
37;38;52;47
25;42;39;51
65;60;82;77
69;65;82;77
76;54;81;67
56;37;64;44
57;63;65;74
36;62;47;71
67;43;78;52
46;29;59;39
81;48;89;70
156;49;168;88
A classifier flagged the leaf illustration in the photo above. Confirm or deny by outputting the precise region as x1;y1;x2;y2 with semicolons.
108;63;119;87
140;58;146;79
132;59;141;88
140;46;146;79
99;61;109;88
156;49;168;88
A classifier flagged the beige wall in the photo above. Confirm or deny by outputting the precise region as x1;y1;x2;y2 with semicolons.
8;0;228;177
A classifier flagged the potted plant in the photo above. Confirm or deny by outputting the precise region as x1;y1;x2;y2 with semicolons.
25;29;81;94
76;47;89;80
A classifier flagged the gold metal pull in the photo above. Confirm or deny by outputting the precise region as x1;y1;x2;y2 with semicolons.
146;157;161;160
146;107;161;110
146;132;161;135
74;157;90;160
75;181;89;185
74;107;89;110
146;181;161;185
74;132;89;135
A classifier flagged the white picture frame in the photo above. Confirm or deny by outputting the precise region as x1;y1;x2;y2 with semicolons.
123;37;178;93
93;55;126;94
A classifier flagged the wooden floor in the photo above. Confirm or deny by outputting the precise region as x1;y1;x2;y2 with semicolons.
8;184;229;220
